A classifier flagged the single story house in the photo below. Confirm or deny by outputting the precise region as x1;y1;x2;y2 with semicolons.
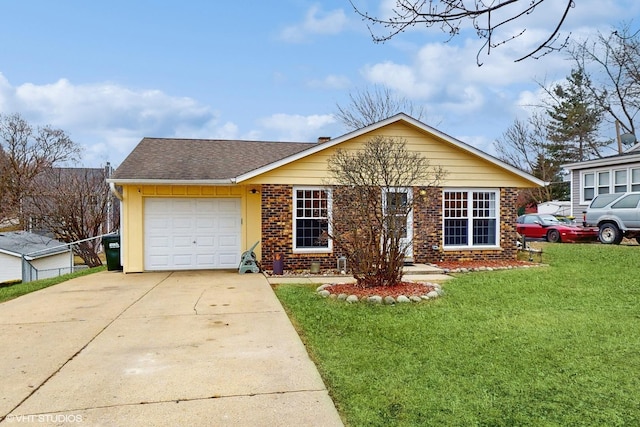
0;231;72;283
107;114;544;274
562;144;640;218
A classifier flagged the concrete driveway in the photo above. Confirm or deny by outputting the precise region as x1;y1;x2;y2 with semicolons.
0;271;343;426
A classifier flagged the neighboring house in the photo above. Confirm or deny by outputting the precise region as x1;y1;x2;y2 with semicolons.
562;145;640;217
0;231;72;283
107;114;544;274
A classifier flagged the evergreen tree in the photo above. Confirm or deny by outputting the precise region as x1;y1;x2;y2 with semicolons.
546;69;608;162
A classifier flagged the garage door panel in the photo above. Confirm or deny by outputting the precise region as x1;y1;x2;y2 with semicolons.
218;199;239;212
144;198;241;270
197;236;215;247
219;253;238;267
219;234;238;247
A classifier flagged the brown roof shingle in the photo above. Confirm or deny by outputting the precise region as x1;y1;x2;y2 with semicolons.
111;138;313;181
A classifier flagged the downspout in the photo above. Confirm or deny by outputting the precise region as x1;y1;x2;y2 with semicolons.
109;182;123;201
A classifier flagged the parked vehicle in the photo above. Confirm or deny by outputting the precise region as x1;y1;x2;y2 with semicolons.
516;213;599;243
583;192;640;244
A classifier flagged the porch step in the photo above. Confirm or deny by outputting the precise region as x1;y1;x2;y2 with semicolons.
402;263;445;275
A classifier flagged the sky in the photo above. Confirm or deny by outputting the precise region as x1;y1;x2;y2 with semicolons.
0;0;638;168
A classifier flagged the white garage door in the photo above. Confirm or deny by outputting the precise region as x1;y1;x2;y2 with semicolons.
144;198;241;270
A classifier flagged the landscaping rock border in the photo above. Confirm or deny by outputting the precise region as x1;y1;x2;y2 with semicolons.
316;282;444;305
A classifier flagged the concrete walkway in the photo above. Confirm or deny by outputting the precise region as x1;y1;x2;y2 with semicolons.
0;271;343;426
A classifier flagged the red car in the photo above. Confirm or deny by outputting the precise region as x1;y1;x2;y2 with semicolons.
516;214;599;243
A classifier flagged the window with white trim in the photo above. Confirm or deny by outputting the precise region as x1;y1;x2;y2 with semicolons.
582;167;640;203
293;187;331;252
614;169;628;193
583;172;595;202
632;168;640;192
598;171;610;195
443;190;498;248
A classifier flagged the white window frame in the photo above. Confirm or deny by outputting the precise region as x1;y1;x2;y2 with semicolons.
614;169;628;193
442;189;500;249
597;171;610;195
632;168;640;192
292;186;332;254
581;166;640;204
581;172;595;203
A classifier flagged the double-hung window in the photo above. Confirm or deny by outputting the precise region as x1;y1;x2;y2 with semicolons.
293;187;331;252
583;172;595;202
443;190;498;248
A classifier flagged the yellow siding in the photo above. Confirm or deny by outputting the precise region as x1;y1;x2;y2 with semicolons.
244;121;536;188
120;184;260;273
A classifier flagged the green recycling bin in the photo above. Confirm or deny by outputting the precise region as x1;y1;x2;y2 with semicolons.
102;234;122;271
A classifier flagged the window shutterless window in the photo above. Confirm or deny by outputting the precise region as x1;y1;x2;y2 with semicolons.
582;172;595;202
632;168;640;192
443;190;498;248
598;171;610;195
293;187;331;252
614;170;628;193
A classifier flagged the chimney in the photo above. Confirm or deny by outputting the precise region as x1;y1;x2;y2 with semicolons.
317;136;331;143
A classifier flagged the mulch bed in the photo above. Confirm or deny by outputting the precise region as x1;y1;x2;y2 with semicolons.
322;259;535;299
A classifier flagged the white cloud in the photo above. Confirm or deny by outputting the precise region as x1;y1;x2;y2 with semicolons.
0;73;239;167
279;5;348;42
308;74;351;90
259;113;336;141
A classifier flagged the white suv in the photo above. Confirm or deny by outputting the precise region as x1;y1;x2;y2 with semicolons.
584;192;640;244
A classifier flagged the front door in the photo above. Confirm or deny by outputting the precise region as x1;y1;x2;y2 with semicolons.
383;188;413;260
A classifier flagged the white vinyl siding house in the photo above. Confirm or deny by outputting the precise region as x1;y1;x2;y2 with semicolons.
563;147;640;217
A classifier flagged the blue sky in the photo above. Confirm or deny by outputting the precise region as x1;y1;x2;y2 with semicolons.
0;0;638;167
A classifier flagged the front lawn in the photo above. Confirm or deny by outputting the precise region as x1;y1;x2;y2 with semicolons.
275;244;640;426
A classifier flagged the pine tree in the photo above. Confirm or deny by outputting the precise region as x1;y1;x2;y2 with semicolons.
546;69;608;162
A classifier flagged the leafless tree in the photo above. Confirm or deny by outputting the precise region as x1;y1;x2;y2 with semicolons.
326;135;444;287
26;167;119;267
570;24;640;147
0;113;82;227
350;0;575;64
495;114;567;204
335;85;428;131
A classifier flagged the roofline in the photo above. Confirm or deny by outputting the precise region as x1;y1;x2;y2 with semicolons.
107;178;235;186
0;248;20;257
562;152;640;170
236;113;545;186
0;247;70;259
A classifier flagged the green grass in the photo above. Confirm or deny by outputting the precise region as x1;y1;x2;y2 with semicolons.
0;266;106;303
275;244;640;426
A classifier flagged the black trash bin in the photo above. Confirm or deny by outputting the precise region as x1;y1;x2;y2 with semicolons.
102;234;122;271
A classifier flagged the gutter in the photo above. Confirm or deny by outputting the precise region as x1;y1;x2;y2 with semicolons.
106;178;236;186
109;182;123;201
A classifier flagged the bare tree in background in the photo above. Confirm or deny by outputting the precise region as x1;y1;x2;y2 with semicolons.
326;135;444;287
495;115;568;204
26;167;119;267
0;113;82;227
335;85;428;131
570;24;640;148
350;0;575;64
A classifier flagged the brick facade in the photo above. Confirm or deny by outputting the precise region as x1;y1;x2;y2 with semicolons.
262;184;520;272
262;184;338;271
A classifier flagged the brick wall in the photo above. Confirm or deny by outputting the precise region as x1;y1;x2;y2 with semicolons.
413;187;519;263
261;184;337;271
262;185;520;272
